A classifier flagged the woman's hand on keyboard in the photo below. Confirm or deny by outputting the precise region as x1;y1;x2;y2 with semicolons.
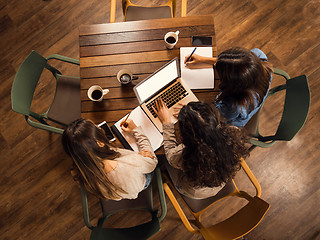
153;99;172;124
173;103;185;118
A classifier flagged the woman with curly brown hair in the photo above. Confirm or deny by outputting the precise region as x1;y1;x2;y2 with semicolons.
154;100;248;199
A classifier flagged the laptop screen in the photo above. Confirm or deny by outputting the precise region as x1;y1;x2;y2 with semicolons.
134;58;179;103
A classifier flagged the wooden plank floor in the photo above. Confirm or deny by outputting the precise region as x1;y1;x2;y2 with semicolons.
0;0;319;239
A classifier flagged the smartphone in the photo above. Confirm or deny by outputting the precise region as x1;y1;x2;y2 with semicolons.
98;121;116;142
192;36;213;46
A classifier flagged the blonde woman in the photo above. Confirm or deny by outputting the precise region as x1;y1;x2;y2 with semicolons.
62;118;157;200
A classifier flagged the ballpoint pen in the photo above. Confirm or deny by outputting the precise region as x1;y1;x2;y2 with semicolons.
121;111;132;127
186;47;197;62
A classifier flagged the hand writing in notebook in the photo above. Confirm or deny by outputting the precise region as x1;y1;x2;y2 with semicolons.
120;119;137;132
120;118;154;158
184;53;217;69
120;111;132;128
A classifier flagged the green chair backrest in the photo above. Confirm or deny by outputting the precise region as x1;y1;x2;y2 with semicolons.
90;211;160;240
259;75;310;142
81;168;167;240
11;51;48;116
248;69;310;148
274;75;310;141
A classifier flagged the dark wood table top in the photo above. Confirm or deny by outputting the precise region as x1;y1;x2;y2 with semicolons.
79;15;219;152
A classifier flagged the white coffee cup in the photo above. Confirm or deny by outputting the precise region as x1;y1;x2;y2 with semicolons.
164;30;180;49
87;85;109;102
117;69;138;85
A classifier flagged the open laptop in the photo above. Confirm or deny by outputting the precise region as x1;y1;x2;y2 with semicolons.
133;57;198;132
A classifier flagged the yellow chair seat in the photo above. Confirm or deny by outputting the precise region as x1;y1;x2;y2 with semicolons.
125;5;172;21
109;0;187;23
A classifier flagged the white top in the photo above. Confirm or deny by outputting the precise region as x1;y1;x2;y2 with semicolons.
101;127;158;200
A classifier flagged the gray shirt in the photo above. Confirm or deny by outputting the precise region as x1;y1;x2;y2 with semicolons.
162;123;224;199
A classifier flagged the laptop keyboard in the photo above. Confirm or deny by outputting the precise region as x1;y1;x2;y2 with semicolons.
146;82;189;118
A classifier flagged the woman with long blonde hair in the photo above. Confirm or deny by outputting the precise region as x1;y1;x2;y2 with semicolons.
62;118;157;200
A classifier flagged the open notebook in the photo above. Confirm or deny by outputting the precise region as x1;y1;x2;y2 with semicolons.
180;47;215;89
111;106;163;152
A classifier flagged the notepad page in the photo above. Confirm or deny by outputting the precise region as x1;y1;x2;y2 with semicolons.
114;106;163;152
180;47;214;89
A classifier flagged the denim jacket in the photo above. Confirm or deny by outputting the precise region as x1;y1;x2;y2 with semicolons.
214;48;272;128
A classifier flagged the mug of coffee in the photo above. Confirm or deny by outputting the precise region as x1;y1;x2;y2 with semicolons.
164;30;180;49
117;69;138;85
87;85;109;102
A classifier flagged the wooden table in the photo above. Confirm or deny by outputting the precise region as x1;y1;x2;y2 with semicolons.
79;15;219;149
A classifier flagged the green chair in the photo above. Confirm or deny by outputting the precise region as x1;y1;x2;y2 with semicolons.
11;50;80;135
244;68;310;149
163;158;270;240
81;167;167;240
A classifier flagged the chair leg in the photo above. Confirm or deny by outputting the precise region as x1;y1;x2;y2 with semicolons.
110;0;116;23
248;145;257;152
181;0;187;16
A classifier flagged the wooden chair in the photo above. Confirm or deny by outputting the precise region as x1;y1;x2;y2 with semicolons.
81;167;167;240
110;0;187;22
11;50;80;134
163;158;270;240
244;68;310;150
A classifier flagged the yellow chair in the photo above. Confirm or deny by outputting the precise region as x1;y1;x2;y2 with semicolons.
110;0;187;23
163;158;270;240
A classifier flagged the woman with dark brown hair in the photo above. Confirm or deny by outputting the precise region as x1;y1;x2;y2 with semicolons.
185;47;273;127
154;100;248;199
62;118;157;200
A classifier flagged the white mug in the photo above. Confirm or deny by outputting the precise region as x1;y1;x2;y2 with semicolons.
87;85;109;102
117;69;138;85
164;30;180;49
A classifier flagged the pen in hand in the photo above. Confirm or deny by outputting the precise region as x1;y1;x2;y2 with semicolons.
121;111;132;128
185;47;197;63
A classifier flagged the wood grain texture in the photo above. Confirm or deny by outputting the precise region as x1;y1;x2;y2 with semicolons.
80;15;217;126
80;61;169;78
1;0;319;240
79;26;215;46
80;37;216;57
79;14;215;35
81;50;180;67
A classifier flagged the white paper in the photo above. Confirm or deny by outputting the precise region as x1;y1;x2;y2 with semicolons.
114;106;163;152
180;47;214;89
